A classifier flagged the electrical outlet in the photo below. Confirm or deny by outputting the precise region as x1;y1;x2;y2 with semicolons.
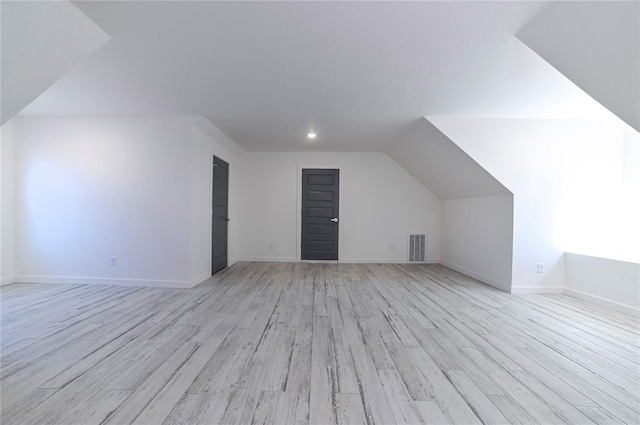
536;263;544;273
390;244;395;251
269;243;274;250
110;256;117;266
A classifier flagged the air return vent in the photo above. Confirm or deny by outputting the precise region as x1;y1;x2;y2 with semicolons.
408;234;426;263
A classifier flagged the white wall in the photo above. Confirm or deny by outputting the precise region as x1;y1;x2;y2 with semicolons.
10;117;199;287
189;125;242;286
441;195;513;292
430;117;640;293
565;253;640;317
14;117;192;286
235;152;441;263
1;119;18;285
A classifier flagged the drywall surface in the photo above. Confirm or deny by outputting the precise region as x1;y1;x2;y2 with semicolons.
388;119;509;200
441;195;513;292
518;1;640;132
1;1;109;124
189;124;242;286
565;253;640;317
235;152;441;263
430;117;639;292
1;119;17;284
13;117;194;287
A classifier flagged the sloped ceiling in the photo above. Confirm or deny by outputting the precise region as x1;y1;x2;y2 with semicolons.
0;1;109;124
389;119;509;200
4;1;634;202
517;1;640;132
17;1;552;151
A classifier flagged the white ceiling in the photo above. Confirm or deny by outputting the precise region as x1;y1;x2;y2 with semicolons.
517;1;640;133
389;119;510;200
5;1;633;199
9;0;575;152
0;1;108;125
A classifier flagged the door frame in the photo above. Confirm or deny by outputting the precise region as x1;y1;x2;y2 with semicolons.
296;164;343;262
210;154;231;274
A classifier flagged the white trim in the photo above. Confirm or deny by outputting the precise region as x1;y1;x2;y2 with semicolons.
510;286;565;294
14;275;193;289
341;258;408;264
340;258;437;264
1;276;16;286
440;260;511;293
300;260;338;264
565;288;640;318
296;164;343;262
237;257;297;263
237;258;441;264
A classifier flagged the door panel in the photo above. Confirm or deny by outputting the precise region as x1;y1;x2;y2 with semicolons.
308;207;334;217
308;224;333;234
308;192;335;202
212;156;229;274
301;169;339;261
308;174;335;185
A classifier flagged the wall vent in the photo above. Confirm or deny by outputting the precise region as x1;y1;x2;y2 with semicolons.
408;234;426;263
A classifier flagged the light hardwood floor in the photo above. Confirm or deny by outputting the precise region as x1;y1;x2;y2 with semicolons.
1;262;639;425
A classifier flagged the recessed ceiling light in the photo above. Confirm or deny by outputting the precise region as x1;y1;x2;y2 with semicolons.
307;132;317;140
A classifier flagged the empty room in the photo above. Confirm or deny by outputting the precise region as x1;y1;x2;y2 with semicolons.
1;1;639;424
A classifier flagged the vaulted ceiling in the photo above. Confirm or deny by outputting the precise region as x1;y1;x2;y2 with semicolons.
2;1;637;201
517;1;639;133
6;1;632;152
0;1;108;125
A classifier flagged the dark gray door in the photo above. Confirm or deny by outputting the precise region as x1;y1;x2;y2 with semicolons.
212;156;229;274
301;169;339;261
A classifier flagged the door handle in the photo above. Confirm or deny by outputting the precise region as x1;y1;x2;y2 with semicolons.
330;218;338;223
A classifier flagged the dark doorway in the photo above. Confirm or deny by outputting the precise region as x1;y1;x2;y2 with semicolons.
212;156;229;274
301;169;339;261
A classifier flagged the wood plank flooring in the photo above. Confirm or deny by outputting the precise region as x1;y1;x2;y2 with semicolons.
1;262;639;425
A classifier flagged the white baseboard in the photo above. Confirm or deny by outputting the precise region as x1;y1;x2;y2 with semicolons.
1;276;16;286
237;257;297;263
238;257;442;264
340;258;408;264
565;288;640;318
15;275;192;289
510;286;565;294
439;260;511;293
334;257;439;264
237;257;441;265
